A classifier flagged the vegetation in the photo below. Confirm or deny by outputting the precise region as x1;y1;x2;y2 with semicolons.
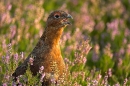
0;0;130;85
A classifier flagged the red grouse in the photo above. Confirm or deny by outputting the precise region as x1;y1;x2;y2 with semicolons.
12;10;73;86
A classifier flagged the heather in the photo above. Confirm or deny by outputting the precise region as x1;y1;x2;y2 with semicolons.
0;0;130;86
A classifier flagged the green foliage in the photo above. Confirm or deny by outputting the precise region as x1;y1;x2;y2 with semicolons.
99;54;114;73
23;65;41;85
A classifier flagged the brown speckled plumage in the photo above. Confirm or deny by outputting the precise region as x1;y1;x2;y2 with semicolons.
12;10;72;86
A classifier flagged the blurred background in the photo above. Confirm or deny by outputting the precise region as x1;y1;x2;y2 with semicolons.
0;0;130;85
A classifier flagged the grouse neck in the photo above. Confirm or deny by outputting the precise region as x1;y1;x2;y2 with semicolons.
41;27;64;47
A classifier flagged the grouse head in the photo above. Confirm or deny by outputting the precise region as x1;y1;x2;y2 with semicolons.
46;10;73;28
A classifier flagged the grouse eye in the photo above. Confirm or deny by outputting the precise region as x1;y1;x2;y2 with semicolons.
54;15;60;19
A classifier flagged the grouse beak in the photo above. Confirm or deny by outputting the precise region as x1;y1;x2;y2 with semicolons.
67;14;73;19
63;14;73;25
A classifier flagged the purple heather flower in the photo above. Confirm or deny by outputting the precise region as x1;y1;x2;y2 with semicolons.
5;55;10;64
64;58;69;63
114;83;120;86
7;43;12;55
29;57;34;65
119;48;125;56
97;74;102;80
117;58;123;67
2;83;7;86
107;68;112;77
82;57;87;64
39;66;44;74
10;25;16;39
107;19;120;40
50;76;56;84
92;44;100;62
2;40;6;49
103;73;108;85
80;72;85;81
40;73;45;82
1;13;6;23
65;46;73;55
72;72;78;79
92;79;98;86
18;84;22;86
92;52;99;62
107;19;119;30
125;28;130;37
123;78;128;85
71;0;78;5
40;66;44;70
4;74;10;81
14;53;18;61
12;81;17;86
6;3;12;11
64;58;72;65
